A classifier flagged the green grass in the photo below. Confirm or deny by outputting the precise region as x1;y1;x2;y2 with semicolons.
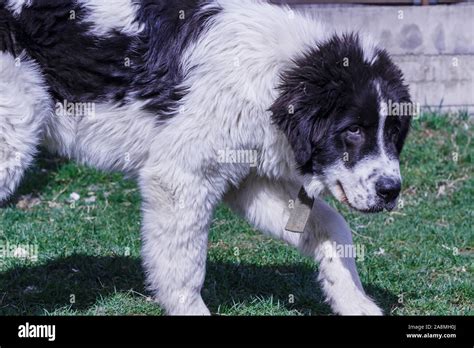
0;112;472;316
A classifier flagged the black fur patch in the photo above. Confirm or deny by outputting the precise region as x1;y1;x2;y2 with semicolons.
3;0;221;117
10;0;134;102
132;0;222;116
270;34;411;175
0;4;22;56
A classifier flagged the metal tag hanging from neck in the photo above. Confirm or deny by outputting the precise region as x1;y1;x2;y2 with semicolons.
285;186;314;233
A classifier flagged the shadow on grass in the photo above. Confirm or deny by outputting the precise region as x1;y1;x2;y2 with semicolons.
0;255;398;315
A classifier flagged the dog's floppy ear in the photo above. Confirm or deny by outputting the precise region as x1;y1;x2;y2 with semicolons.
270;34;367;171
270;86;314;166
270;79;340;171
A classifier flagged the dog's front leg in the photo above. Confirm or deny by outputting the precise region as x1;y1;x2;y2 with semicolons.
138;165;217;315
225;176;383;315
305;199;383;315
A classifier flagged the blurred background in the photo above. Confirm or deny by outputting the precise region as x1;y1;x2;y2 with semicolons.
274;0;474;114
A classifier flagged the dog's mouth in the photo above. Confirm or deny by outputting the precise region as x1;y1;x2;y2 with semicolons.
335;181;383;213
336;181;349;204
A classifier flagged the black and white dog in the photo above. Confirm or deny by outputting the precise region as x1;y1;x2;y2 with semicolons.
0;0;411;315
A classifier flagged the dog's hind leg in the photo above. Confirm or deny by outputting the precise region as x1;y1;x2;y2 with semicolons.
0;51;51;202
224;175;383;315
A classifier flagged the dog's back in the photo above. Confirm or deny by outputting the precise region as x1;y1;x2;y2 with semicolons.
1;0;219;111
0;0;228;175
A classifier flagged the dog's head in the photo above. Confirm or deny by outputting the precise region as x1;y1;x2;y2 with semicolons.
271;34;412;213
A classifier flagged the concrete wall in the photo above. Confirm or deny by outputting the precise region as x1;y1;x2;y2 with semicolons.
296;2;474;113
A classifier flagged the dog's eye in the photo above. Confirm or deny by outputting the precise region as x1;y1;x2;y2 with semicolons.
344;125;364;145
347;125;361;134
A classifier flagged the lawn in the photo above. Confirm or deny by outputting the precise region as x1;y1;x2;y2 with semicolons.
0;112;472;316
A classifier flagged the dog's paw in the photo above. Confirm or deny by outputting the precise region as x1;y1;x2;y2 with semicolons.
167;307;211;316
159;295;211;316
333;295;384;316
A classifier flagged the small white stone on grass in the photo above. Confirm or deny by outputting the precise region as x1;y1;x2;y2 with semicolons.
69;192;80;201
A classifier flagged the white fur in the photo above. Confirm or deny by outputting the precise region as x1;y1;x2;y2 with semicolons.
360;34;379;65
302;173;326;198
0;51;51;202
1;0;385;315
79;0;143;36
44;101;156;176
5;0;31;16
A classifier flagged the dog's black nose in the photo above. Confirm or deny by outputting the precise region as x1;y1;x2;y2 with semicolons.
375;177;401;204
